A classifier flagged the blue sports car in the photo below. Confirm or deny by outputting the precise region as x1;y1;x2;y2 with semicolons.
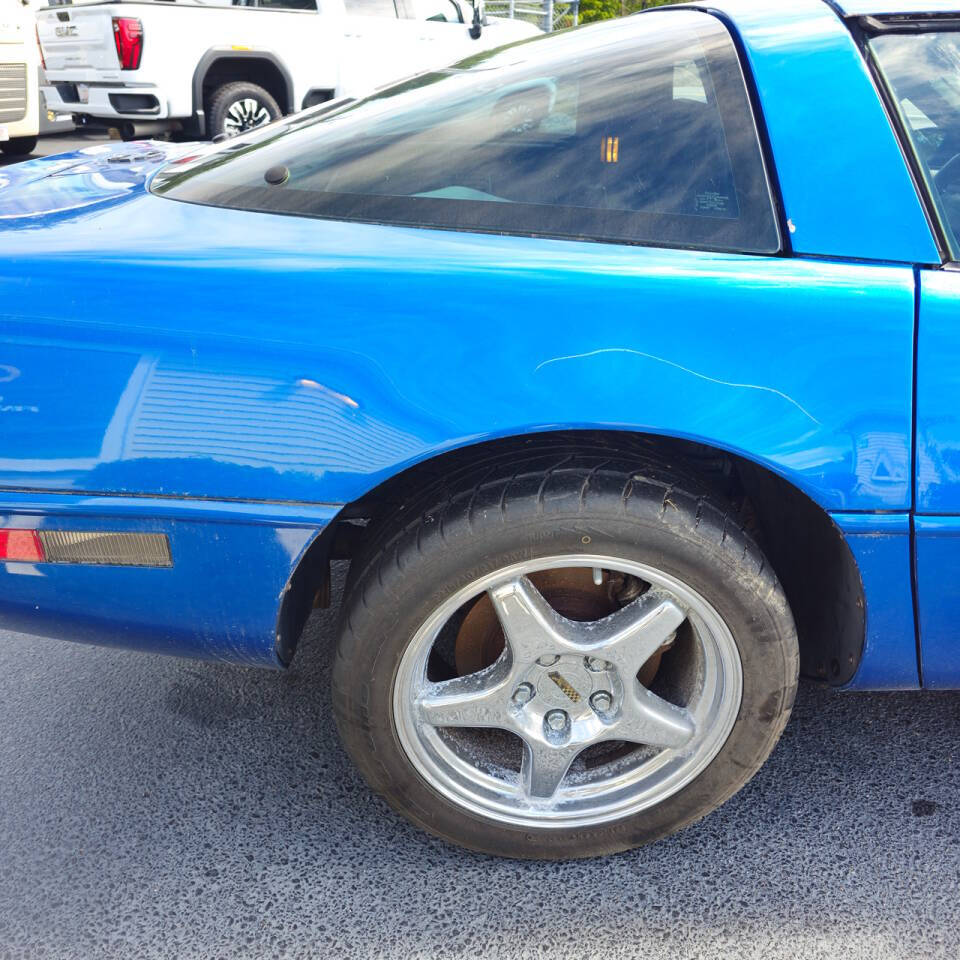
2;0;959;859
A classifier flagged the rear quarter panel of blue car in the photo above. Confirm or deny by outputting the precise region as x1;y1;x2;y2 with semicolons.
0;0;946;684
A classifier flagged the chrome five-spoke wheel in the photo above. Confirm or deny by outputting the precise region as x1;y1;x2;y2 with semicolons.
394;557;742;828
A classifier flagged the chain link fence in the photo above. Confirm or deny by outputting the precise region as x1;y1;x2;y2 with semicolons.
485;0;579;32
485;0;678;32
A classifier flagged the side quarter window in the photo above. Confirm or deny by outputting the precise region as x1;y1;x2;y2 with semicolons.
344;0;399;15
155;11;781;254
401;0;463;21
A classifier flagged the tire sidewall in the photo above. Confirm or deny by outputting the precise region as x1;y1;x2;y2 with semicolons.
1;136;38;157
334;501;797;859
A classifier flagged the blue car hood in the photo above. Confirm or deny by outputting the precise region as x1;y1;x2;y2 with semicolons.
0;140;199;221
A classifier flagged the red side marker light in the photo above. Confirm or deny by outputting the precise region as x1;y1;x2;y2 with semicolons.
0;529;45;562
0;530;170;566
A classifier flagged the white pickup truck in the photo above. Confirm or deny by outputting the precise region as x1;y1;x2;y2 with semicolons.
36;0;538;140
1;0;40;155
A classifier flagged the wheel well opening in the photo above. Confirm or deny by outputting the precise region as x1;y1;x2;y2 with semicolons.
278;430;864;684
202;58;290;115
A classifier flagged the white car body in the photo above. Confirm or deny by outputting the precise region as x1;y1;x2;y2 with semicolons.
35;0;539;137
0;0;40;146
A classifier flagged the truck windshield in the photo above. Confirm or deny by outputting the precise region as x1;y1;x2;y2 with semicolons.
152;13;780;254
871;27;960;258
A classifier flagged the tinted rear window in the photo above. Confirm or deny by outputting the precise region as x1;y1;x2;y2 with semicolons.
153;12;780;254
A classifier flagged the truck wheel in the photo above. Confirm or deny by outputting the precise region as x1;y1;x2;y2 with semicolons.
1;136;38;157
207;82;281;139
332;456;799;859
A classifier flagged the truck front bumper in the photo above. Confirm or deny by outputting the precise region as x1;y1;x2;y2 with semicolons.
0;118;39;141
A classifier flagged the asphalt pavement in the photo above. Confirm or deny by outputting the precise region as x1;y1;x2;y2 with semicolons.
1;566;958;960
0;131;135;167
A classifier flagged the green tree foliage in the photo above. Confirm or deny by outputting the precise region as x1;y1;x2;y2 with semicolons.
579;0;680;24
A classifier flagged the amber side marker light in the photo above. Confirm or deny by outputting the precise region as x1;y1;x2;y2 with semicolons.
601;136;619;163
0;530;171;567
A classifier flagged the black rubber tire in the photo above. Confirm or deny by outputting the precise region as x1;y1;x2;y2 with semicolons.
1;135;38;157
206;82;281;140
333;454;798;859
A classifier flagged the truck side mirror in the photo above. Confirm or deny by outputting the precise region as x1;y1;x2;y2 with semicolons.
469;0;484;39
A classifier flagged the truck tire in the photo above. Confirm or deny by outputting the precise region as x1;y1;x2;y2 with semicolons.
333;455;799;859
1;136;38;157
207;82;281;139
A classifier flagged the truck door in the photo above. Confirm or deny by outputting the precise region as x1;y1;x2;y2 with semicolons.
397;0;478;64
340;0;424;94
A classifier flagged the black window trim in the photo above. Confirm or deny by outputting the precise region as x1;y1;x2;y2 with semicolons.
160;184;777;255
687;6;790;257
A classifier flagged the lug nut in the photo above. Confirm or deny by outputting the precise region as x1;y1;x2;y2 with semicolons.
590;690;613;713
511;683;535;706
585;657;607;672
545;709;568;732
536;654;560;667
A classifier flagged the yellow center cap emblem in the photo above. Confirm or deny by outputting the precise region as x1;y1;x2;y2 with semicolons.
547;671;582;703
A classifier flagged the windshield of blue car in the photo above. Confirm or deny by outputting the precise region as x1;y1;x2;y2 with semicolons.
870;27;960;259
152;12;780;255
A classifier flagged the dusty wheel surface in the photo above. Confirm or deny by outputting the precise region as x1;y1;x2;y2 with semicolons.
333;456;798;858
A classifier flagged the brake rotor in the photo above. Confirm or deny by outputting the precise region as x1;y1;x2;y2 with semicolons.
454;567;670;686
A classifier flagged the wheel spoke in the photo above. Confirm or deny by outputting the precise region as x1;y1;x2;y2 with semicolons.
617;685;696;750
520;739;582;801
487;576;566;666
416;656;512;729
591;589;687;678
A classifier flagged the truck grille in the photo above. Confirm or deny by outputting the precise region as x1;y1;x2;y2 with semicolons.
0;63;28;124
